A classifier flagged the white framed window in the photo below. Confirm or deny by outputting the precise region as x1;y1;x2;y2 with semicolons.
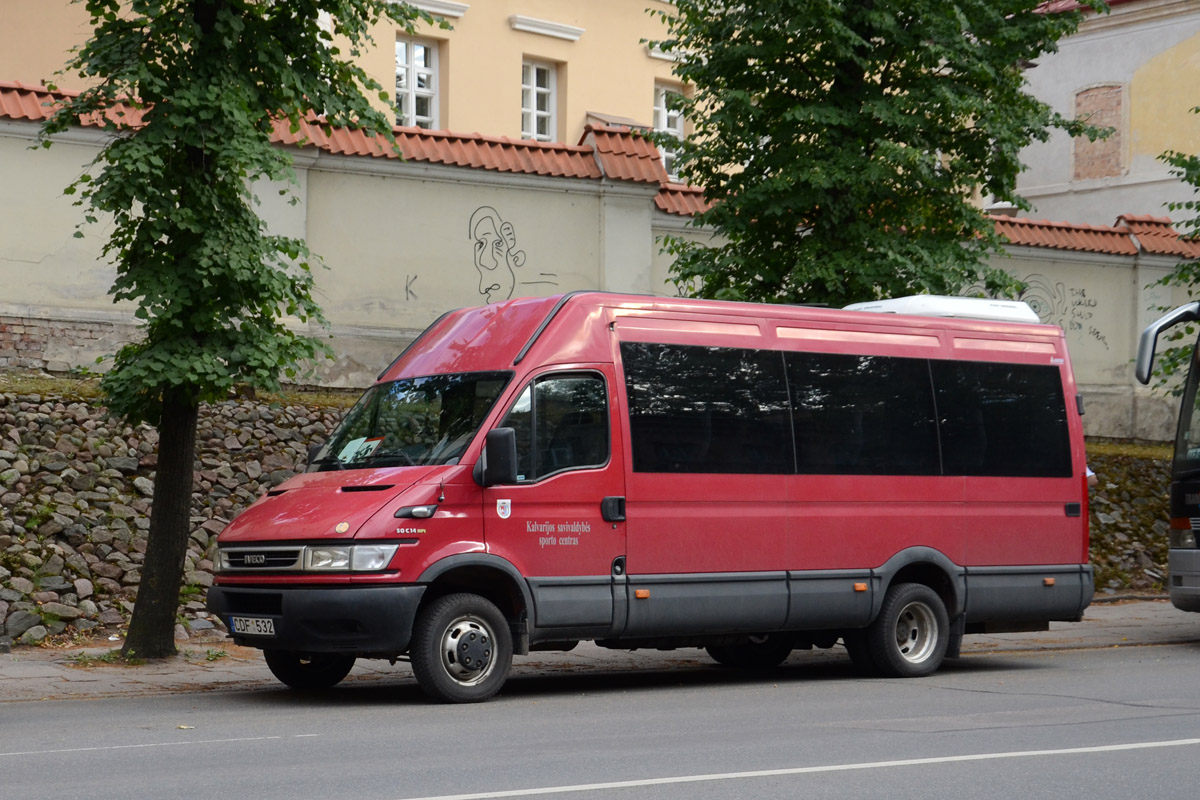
396;37;438;129
521;61;556;142
653;84;685;181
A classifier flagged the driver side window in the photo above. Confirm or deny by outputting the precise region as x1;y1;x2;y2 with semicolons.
500;373;609;481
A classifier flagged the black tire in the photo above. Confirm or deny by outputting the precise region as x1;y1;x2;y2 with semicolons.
410;593;513;703
705;635;793;669
865;582;949;678
263;650;356;690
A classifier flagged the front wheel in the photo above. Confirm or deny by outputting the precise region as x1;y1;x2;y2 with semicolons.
410;593;513;703
263;650;356;690
865;583;949;678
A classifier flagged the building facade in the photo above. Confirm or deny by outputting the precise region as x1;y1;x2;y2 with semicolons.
1;2;1196;441
1015;0;1200;225
0;0;688;161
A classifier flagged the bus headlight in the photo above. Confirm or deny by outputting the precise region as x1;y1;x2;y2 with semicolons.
351;544;400;571
1169;528;1198;549
306;546;351;571
303;544;400;572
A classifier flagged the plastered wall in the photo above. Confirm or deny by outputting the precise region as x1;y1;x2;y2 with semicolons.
0;121;1186;441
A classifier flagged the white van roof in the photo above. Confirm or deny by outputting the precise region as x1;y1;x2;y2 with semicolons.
843;295;1041;324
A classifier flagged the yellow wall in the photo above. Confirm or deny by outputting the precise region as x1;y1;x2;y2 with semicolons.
4;1;684;147
365;0;682;143
0;2;93;89
1131;31;1200;161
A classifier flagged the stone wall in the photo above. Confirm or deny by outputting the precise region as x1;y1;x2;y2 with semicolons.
0;390;344;648
0;389;1177;649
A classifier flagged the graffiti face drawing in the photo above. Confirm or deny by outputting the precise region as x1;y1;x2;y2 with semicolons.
470;206;526;303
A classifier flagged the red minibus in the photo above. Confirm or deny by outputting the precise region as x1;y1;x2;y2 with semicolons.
207;292;1094;702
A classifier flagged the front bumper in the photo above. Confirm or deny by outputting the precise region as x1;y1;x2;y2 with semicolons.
207;583;426;656
1169;549;1200;612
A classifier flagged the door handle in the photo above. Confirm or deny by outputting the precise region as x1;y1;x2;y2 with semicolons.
601;496;626;522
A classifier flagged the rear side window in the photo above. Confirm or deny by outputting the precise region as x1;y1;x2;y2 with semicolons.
933;361;1072;477
786;352;940;475
500;373;609;481
619;339;1072;479
621;342;794;474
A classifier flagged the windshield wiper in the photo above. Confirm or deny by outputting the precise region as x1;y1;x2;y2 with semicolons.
309;455;346;471
361;450;418;467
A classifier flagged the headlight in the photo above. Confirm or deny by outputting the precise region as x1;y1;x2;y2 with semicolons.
306;546;352;570
351;544;400;571
303;544;399;572
1170;528;1198;549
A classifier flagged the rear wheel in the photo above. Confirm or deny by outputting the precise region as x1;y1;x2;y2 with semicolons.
706;634;793;669
866;583;949;678
263;650;356;690
410;593;513;703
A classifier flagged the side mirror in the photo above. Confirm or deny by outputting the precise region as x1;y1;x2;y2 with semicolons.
474;427;518;487
307;442;322;467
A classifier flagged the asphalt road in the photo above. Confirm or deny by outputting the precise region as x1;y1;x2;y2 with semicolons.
4;642;1200;800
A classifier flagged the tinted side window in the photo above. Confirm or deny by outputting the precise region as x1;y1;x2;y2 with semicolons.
500;373;609;481
785;352;940;475
932;361;1071;477
621;342;793;474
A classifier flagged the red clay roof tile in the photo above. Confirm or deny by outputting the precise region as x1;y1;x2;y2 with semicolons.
1116;214;1200;258
2;81;609;181
581;123;669;184
1037;0;1137;13
6;81;1196;261
991;215;1140;255
655;183;713;216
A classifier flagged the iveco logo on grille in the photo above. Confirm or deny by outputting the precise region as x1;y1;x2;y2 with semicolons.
222;547;302;571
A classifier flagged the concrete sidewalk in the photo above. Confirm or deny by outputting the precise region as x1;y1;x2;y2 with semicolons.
2;598;1198;703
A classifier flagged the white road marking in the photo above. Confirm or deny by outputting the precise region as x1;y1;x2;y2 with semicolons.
397;738;1200;800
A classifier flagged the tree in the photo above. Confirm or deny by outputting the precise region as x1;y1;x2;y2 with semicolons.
1150;117;1200;388
38;0;438;659
650;0;1106;307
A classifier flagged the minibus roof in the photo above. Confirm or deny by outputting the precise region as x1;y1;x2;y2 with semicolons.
378;292;1057;383
843;295;1041;324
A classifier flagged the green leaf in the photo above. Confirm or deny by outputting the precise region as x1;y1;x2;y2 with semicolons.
650;0;1098;307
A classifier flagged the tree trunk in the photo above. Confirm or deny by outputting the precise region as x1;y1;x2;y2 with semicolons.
121;387;200;659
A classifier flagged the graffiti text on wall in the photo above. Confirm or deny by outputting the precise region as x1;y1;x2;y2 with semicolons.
966;273;1109;350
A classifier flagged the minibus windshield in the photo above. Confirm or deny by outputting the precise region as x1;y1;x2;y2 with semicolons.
309;372;511;470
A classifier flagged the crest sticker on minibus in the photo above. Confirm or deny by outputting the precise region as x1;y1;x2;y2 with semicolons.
496;499;511;519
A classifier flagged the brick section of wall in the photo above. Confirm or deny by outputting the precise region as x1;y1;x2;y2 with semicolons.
1074;85;1123;181
0;316;118;370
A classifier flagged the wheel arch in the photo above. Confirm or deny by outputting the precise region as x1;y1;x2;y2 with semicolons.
416;554;533;630
873;547;965;621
